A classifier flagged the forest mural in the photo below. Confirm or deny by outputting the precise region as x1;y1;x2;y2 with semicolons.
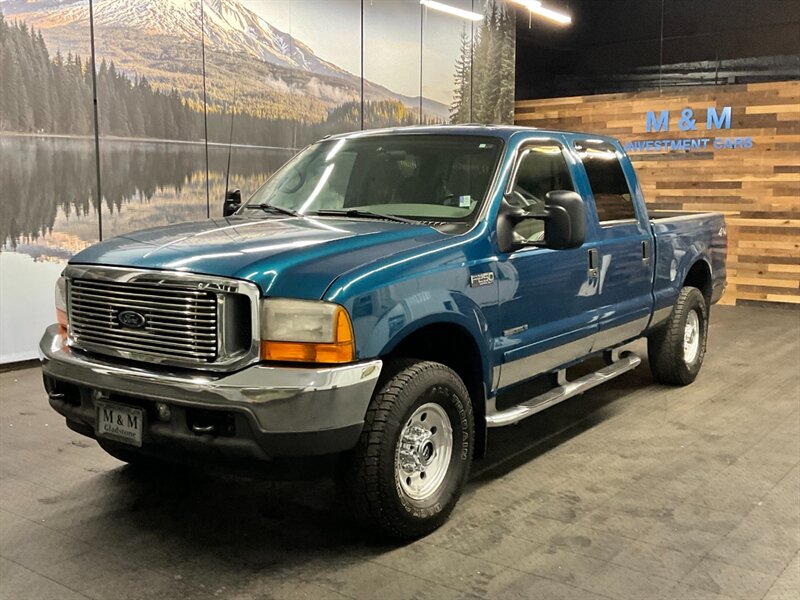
0;0;515;362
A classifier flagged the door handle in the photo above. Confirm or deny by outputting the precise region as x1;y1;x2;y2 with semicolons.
588;248;599;276
642;241;651;265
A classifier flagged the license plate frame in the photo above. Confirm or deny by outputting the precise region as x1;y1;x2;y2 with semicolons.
95;400;144;447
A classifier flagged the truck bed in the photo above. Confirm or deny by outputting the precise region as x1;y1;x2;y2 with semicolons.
648;209;728;312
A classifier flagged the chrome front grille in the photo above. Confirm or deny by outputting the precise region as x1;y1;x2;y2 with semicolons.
69;278;219;363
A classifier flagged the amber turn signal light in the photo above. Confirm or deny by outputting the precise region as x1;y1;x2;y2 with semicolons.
260;305;355;364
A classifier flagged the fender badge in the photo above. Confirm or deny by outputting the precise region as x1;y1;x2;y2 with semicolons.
503;325;528;336
470;272;495;287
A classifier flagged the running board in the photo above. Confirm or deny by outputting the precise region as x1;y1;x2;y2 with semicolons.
486;351;642;428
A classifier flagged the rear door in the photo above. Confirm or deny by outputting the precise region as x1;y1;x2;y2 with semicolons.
570;139;655;350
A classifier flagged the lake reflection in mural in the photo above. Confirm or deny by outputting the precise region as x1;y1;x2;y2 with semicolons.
0;135;293;361
1;136;293;258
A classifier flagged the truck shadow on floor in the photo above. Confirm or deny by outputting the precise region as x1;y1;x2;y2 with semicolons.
46;358;658;584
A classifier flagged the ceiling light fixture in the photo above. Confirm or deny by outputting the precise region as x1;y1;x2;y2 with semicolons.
511;0;572;26
419;0;483;22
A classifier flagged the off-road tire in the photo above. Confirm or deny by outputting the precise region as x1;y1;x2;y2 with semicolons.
647;286;709;385
337;360;474;539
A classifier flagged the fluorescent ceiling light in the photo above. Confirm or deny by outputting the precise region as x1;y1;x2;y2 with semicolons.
512;0;572;26
420;0;483;22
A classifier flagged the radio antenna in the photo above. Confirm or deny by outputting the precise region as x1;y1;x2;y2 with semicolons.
223;81;238;195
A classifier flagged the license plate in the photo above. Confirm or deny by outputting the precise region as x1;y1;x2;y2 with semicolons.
95;401;144;447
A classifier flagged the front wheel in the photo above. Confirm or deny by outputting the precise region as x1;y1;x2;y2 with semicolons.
337;360;474;539
647;286;709;385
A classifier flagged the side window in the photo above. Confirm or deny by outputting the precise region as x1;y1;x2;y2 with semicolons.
574;141;636;223
510;144;574;242
513;144;574;202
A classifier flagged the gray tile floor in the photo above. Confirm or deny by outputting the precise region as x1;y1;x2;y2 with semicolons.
1;305;798;600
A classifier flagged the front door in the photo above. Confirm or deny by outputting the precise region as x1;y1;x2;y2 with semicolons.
494;139;599;391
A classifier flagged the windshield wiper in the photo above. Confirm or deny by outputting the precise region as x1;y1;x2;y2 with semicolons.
311;209;417;225
245;203;301;217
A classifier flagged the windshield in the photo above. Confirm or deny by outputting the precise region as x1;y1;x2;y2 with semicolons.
244;134;503;222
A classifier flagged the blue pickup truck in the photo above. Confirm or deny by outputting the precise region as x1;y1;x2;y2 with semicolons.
40;126;726;538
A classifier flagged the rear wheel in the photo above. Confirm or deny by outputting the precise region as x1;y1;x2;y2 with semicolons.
647;286;709;385
337;360;474;539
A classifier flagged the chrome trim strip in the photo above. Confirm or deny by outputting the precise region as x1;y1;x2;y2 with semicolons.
599;218;639;227
592;315;650;350
497;316;651;390
487;351;642;427
649;306;673;327
64;265;262;372
40;325;382;433
498;333;594;389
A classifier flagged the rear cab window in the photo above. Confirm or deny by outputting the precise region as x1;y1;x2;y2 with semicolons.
573;140;638;225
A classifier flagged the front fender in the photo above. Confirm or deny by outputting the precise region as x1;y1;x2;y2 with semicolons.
376;295;491;356
323;232;498;392
347;286;492;368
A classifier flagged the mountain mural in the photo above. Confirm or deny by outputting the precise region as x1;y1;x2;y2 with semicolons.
0;0;450;122
0;0;515;362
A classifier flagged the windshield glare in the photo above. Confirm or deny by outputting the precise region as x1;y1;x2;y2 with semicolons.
245;135;503;222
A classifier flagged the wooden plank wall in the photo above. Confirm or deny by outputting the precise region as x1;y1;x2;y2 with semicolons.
515;81;800;305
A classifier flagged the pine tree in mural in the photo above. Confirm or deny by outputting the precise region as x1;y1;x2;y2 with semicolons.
449;0;515;125
450;28;473;124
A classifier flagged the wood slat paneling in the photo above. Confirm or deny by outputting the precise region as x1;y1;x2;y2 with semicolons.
515;80;800;306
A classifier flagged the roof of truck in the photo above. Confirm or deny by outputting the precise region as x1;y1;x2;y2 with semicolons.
325;124;621;145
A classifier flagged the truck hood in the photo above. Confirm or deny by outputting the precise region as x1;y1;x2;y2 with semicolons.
70;216;447;299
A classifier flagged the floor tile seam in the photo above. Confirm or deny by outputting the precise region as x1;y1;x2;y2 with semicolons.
670;464;799;596
503;553;667;600
678;458;799;521
615;486;746;521
1;554;95;600
548;524;714;577
163;559;363;600
0;505;184;578
501;562;620;600
0;506;93;546
706;546;800;580
468;391;658;481
0;469;69;496
670;414;800;509
673;557;787;600
364;547;505;599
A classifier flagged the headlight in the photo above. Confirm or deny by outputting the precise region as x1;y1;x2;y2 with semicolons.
259;299;355;364
55;276;68;331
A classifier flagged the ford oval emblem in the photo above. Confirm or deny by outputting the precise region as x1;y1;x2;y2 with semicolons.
117;310;146;329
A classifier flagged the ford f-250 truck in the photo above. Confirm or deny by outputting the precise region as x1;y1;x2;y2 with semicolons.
40;126;726;538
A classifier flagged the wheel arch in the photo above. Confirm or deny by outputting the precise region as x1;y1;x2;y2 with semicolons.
381;319;489;458
683;258;713;305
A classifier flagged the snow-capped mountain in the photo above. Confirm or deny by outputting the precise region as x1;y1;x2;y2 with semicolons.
8;0;350;78
1;0;449;119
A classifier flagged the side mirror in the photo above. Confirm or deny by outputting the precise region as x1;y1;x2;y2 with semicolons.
497;190;586;253
542;190;586;250
223;189;242;217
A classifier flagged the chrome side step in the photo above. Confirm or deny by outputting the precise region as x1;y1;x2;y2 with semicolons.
486;351;642;428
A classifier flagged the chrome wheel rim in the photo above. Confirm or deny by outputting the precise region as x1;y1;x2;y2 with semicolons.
395;402;453;502
683;310;701;364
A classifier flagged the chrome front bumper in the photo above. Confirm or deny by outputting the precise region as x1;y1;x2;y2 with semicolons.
39;325;382;458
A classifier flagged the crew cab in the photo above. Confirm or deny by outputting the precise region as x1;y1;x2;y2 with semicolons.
40;126;726;538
